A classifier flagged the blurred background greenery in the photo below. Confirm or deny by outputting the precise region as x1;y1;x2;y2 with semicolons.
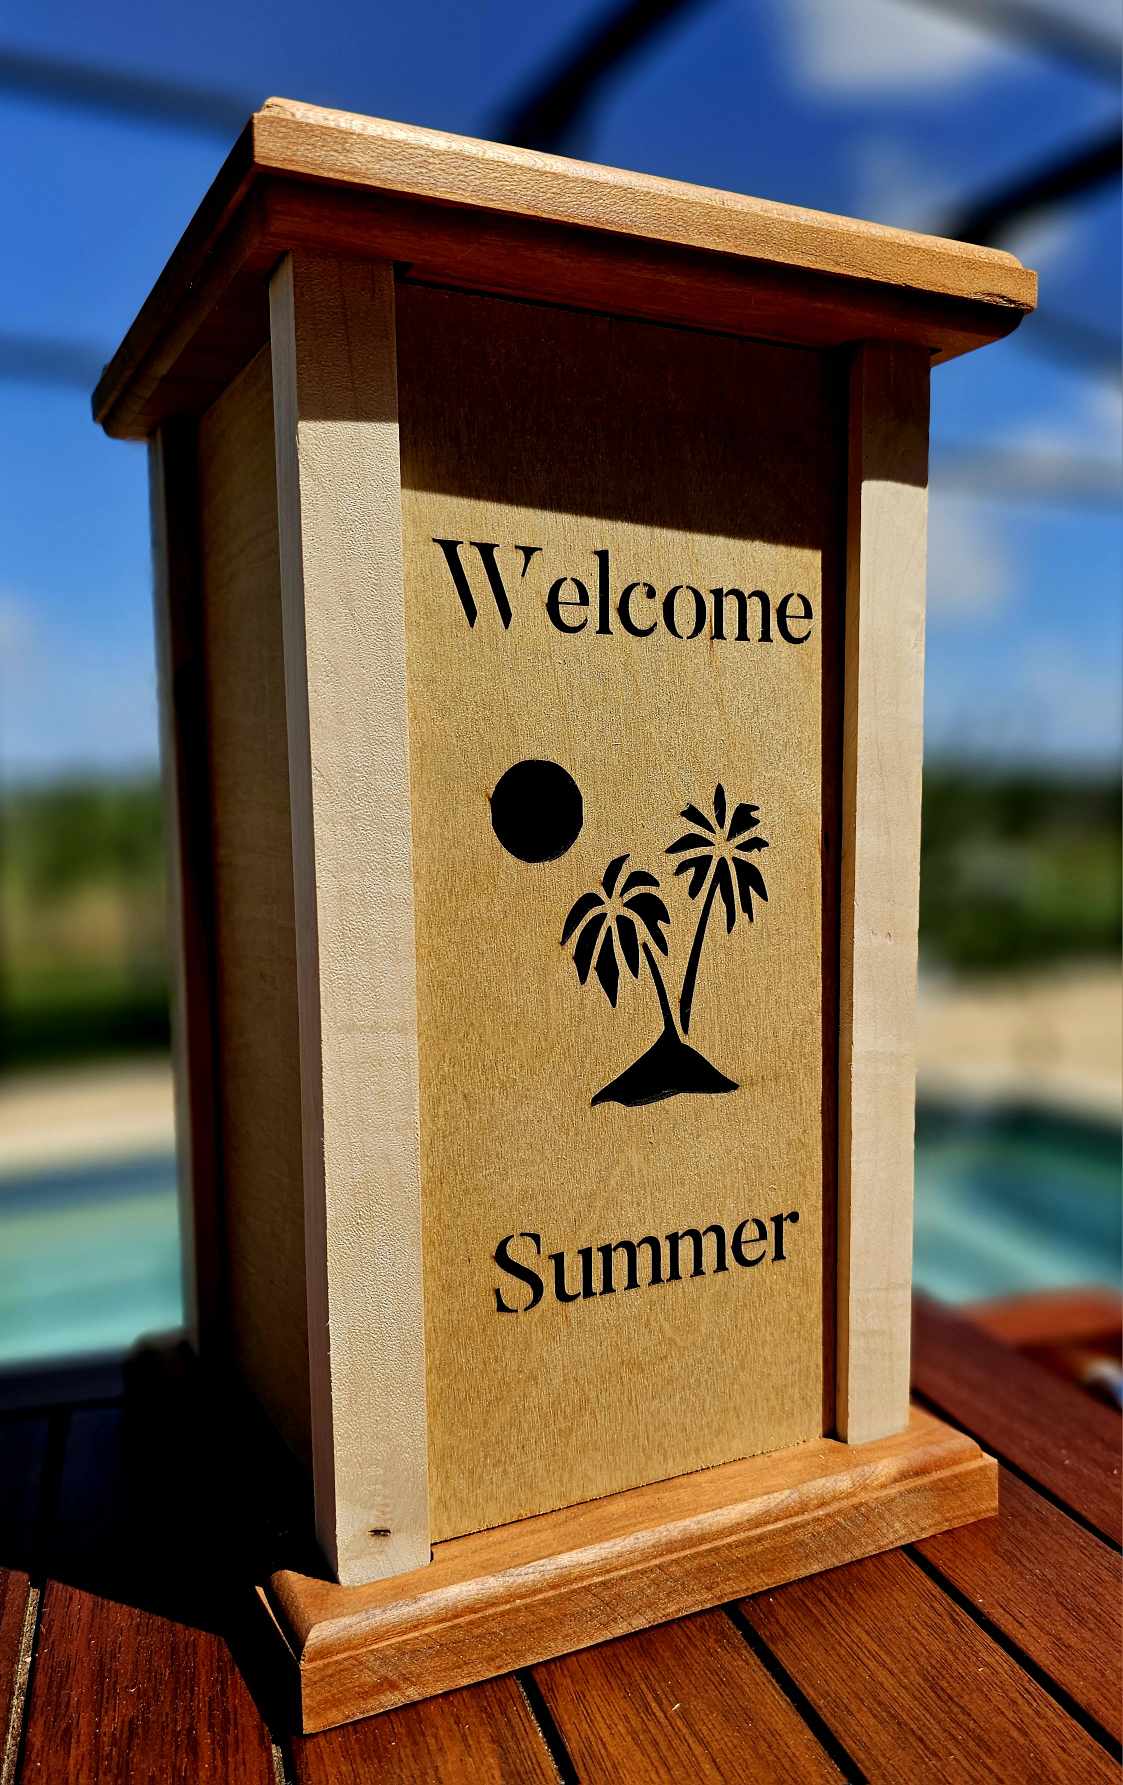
2;762;1119;1075
1;776;168;1069
919;767;1121;975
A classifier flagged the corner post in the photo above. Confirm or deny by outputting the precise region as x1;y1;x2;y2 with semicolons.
269;252;430;1584
836;342;930;1443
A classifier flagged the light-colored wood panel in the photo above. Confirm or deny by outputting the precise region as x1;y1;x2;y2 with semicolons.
196;348;310;1459
398;286;841;1540
836;343;930;1443
265;1408;996;1733
269;253;429;1586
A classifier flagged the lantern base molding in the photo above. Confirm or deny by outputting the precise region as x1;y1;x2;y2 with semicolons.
261;1405;995;1734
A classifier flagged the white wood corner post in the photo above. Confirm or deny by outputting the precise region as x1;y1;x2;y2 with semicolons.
269;252;430;1584
837;341;931;1444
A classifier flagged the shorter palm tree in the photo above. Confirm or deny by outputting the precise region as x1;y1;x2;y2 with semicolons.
562;852;738;1107
561;854;675;1029
667;784;768;1034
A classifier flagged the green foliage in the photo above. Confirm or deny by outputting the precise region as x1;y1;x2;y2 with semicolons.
920;766;1121;974
4;777;165;903
1;775;169;1067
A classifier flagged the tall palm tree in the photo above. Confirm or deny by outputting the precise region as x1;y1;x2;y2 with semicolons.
667;785;768;1034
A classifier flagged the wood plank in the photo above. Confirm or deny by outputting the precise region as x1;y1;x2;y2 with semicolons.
266;1409;994;1732
18;1401;277;1785
966;1287;1122;1351
917;1466;1122;1744
196;346;310;1464
0;1416;48;1783
741;1547;1119;1783
532;1611;842;1782
93;99;1035;438
836;344;929;1444
149;421;224;1350
913;1296;1122;1543
291;1676;558;1783
269;253;428;1587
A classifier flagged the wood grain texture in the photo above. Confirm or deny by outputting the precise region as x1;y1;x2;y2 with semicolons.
966;1286;1122;1350
398;283;839;1541
196;347;310;1463
291;1676;558;1783
835;343;930;1445
913;1296;1122;1544
532;1612;842;1782
148;422;223;1350
254;101;1033;308
0;1415;47;1785
270;253;429;1586
265;1408;995;1732
917;1466;1122;1744
741;1547;1119;1784
17;1404;277;1785
93;99;1035;438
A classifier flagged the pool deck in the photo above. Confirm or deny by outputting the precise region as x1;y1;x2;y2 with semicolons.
0;1060;175;1177
917;962;1121;1125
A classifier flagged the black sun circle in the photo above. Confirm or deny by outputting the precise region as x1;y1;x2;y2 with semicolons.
490;759;584;863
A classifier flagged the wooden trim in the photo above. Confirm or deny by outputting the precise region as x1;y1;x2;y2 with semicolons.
836;344;930;1444
93;104;1035;441
250;101;1032;308
269;253;430;1586
148;423;224;1351
263;1407;996;1733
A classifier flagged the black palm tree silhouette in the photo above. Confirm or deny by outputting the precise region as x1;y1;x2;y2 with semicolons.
563;851;738;1108
561;853;675;1028
668;784;768;1035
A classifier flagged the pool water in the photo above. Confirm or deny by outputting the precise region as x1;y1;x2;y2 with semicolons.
914;1100;1121;1304
0;1153;182;1367
1;1106;1119;1367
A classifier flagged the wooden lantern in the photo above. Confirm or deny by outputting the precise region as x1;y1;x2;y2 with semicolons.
95;99;1035;1730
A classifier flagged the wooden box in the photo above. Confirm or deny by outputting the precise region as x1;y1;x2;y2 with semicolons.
95;99;1035;1728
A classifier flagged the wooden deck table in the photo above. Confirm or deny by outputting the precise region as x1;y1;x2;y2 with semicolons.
1;1295;1119;1782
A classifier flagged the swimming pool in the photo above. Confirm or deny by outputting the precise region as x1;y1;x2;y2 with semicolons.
1;1102;1119;1367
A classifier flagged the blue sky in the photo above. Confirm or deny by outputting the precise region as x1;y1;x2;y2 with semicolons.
1;0;1119;777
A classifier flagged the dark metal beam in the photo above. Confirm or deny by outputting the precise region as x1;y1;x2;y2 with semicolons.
0;48;249;136
901;0;1120;84
948;126;1121;245
495;0;701;152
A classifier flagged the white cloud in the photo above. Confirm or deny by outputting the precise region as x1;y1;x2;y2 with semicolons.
998;643;1122;764
926;636;1122;768
778;0;1013;93
995;380;1123;469
0;590;159;782
848;133;956;230
1027;382;1122;462
1006;205;1085;281
926;492;1013;617
0;590;35;658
